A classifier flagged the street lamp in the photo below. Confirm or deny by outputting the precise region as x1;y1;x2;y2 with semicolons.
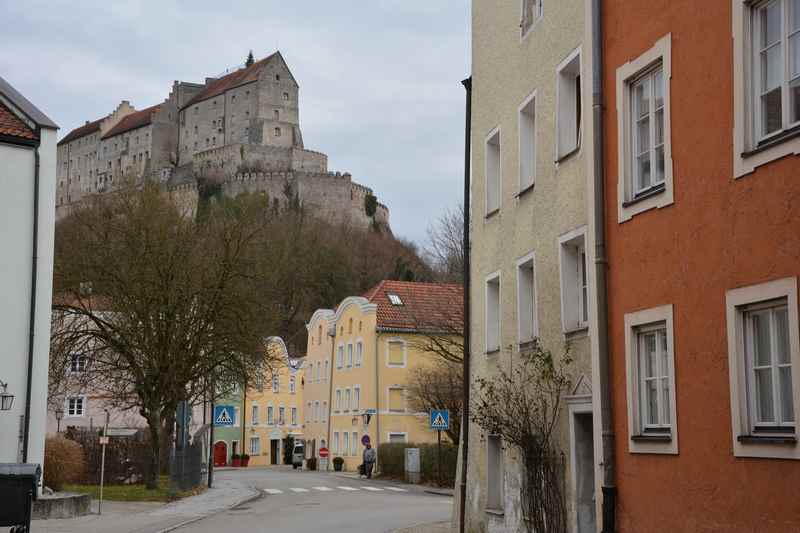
0;380;14;411
55;408;65;432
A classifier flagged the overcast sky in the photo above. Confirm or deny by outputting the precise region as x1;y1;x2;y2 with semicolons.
1;1;470;245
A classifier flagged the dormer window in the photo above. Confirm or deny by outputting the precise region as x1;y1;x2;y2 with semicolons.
388;294;403;306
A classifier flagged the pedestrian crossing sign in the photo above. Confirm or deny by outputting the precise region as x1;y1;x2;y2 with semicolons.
214;405;235;426
430;409;450;431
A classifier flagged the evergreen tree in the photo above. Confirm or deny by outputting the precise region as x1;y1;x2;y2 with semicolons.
245;50;255;67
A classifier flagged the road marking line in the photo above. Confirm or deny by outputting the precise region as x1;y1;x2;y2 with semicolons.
385;487;408;492
337;486;360;491
290;488;310;493
263;489;283;494
313;486;334;491
361;486;383;491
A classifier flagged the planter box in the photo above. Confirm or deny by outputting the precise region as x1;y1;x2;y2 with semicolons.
231;458;241;467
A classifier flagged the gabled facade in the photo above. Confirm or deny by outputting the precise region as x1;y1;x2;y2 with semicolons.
303;309;335;459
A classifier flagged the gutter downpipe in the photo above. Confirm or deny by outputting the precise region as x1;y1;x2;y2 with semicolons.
458;76;472;533
374;329;380;473
591;1;616;531
23;132;41;463
326;325;335;469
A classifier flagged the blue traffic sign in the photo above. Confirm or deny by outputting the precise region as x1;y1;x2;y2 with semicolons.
430;409;450;431
214;405;236;426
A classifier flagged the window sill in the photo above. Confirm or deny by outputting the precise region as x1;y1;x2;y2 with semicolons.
631;433;672;443
518;339;538;353
737;435;797;445
515;183;535;199
742;124;800;158
485;208;500;220
622;183;666;208
485;348;500;356
485;508;505;517
555;145;580;164
563;326;589;341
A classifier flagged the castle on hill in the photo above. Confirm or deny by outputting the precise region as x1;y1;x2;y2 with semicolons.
55;51;389;229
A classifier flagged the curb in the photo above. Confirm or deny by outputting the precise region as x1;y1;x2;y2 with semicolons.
154;487;262;533
423;489;454;497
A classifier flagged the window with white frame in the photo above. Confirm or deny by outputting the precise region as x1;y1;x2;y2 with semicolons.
306;402;311;423
347;344;353;367
333;432;340;454
324;360;329;381
520;0;543;38
69;353;87;373
556;49;582;159
486;435;504;511
343;432;350;456
624;304;678;454
351;431;358;455
616;34;674;221
250;436;260;455
322;401;327;422
558;229;589;334
251;405;259;425
388;387;405;412
66;396;85;417
354;386;361;411
267;406;274;425
345;388;352;412
387;340;406;367
337;345;344;368
726;277;799;459
336;389;342;412
290;375;296;393
316;361;321;383
278;407;285;425
291;407;297;426
356;342;363;367
485;128;501;215
518;92;537;193
485;273;501;353
517;253;538;343
314;401;320;422
272;376;279;393
389;433;407;444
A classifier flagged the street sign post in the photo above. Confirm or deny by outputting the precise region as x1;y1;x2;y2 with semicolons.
213;405;235;427
429;410;450;486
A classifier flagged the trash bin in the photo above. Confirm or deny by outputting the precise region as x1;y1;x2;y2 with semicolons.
0;463;41;533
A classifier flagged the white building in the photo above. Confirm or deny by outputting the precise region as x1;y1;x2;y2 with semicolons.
0;76;58;482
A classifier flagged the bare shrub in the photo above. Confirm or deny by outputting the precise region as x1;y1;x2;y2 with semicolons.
44;436;86;491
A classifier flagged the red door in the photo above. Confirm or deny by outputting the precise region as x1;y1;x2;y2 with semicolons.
214;441;228;466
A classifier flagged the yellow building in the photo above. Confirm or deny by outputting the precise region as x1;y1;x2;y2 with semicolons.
307;280;463;472
245;337;305;467
303;309;335;459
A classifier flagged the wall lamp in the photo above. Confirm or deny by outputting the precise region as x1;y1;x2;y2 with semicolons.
0;380;14;411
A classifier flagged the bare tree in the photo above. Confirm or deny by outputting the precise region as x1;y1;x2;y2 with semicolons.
471;340;573;533
424;204;464;283
406;358;462;444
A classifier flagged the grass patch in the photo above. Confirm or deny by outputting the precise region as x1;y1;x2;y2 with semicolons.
63;475;204;502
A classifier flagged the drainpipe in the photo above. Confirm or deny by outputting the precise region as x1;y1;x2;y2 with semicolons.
591;1;616;531
458;76;472;533
326;325;335;468
23;132;42;464
374;331;380;472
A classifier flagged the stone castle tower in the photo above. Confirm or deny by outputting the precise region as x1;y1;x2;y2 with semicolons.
55;51;389;229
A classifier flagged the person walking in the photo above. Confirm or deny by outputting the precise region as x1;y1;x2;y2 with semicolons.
363;442;376;479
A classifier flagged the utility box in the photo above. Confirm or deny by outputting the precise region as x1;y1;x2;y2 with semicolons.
404;448;421;484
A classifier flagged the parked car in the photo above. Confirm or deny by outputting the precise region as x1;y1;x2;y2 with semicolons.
292;441;305;469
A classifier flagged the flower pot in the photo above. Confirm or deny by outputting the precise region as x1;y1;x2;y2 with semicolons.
232;457;241;467
242;456;250;467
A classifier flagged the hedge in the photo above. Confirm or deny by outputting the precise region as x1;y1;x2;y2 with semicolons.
377;442;458;487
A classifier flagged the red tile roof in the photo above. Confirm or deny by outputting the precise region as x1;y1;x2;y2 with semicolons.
58;117;103;146
0;101;36;141
365;280;463;332
101;104;160;139
181;52;278;110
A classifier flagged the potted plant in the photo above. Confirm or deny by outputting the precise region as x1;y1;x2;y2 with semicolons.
241;453;251;467
333;456;344;472
231;453;241;467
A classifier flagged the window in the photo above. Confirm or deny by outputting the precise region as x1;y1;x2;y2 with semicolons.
345;388;351;411
318;325;322;345
487;435;504;511
726;277;800;459
333;432;340;454
355;342;363;367
516;252;538;343
278;407;285;425
343;432;350;456
351;432;358;456
389;433;407;444
556;48;581;159
558;228;588;334
518;91;537;192
275;127;281;137
69;353;87;373
250;437;260;455
348;318;353;333
283;92;289;100
291;407;298;426
322;401;328;422
306;402;311;423
66;396;85;417
276;74;281;81
267;406;274;425
316;361;321;383
272;376;279;393
388;293;403;306
624;304;678;454
324;360;329;381
337;345;344;368
336;389;342;411
485;272;501;353
388;387;405;412
251;405;259;425
520;0;543;38
347;344;354;367
616;34;674;221
484;128;501;215
387;340;406;367
354;386;361;411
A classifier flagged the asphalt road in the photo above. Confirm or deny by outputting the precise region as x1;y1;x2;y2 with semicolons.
184;467;453;533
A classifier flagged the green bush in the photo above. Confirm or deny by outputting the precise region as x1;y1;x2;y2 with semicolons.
306;457;317;471
44;436;86;491
377;442;458;487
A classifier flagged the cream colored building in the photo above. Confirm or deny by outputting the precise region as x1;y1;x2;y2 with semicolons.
306;280;463;472
464;1;596;532
244;337;304;467
303;309;335;460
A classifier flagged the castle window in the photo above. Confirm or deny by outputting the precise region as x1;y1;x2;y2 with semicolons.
283;92;289;101
194;106;198;114
275;127;281;137
213;99;217;106
274;110;279;120
231;94;236;102
212;137;216;145
276;74;281;81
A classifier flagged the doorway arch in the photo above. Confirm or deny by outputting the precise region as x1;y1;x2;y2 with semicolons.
213;441;228;466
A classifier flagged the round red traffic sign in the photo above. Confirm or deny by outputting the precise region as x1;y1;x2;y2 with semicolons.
319;447;329;458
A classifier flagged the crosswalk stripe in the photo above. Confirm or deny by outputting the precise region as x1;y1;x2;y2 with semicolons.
337;486;360;491
313;486;334;491
385;487;407;492
290;488;310;493
263;489;283;494
361;486;383;491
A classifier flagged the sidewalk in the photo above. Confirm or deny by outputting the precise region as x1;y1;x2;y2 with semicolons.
32;477;260;533
392;521;452;533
